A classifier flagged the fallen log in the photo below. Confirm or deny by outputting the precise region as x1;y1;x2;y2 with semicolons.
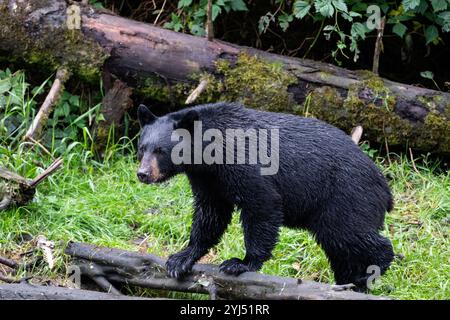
1;0;448;154
0;283;149;300
65;242;388;300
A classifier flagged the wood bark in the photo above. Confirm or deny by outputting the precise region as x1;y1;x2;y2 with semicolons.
0;283;149;300
0;0;449;154
65;242;389;300
0;158;62;211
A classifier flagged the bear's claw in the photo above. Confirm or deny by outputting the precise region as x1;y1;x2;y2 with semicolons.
219;258;250;275
166;250;195;279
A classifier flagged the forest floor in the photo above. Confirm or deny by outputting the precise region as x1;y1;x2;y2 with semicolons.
0;152;449;299
0;69;449;299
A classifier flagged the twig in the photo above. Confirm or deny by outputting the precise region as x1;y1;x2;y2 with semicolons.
26;136;53;158
372;17;386;75
92;276;122;295
409;148;420;174
29;158;63;188
25;68;70;141
206;0;214;41
153;0;166;25
0;274;31;284
350;125;363;145
185;78;209;104
0;195;12;211
0;256;18;269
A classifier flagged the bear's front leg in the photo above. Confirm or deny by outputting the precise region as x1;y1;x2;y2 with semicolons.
166;190;233;279
219;190;283;276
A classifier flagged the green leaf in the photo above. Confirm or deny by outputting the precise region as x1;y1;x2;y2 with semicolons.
69;95;80;107
351;22;367;40
351;2;367;12
393;23;408;38
212;4;221;20
258;14;271;33
332;0;348;13
420;71;434;79
431;0;447;12
438;10;450;23
178;0;193;9
315;0;334;17
0;78;11;95
230;0;248;11
402;0;420;11
425;24;439;44
278;13;293;31
293;0;311;19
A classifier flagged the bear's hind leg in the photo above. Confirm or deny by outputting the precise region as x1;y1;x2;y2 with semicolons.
314;226;394;291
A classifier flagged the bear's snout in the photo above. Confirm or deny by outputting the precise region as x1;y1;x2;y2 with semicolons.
137;170;151;184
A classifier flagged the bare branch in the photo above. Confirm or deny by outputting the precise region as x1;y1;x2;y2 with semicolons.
372;17;386;75
351;126;363;145
66;242;389;300
25;68;70;141
185;78;209;104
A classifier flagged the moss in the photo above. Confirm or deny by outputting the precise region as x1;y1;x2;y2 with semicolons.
137;53;298;112
0;2;108;82
136;76;193;105
210;53;298;112
418;112;450;153
307;82;413;146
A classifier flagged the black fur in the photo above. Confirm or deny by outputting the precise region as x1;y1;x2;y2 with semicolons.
137;102;394;290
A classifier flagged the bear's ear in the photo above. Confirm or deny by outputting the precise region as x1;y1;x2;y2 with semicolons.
138;104;157;127
173;109;199;131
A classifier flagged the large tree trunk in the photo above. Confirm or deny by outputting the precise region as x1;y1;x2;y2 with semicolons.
1;0;449;154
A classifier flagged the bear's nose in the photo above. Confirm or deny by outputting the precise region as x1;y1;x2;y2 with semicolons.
137;171;150;183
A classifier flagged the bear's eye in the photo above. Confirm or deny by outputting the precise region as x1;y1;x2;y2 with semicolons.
154;147;163;155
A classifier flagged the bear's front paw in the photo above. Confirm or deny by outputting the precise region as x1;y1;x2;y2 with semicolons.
166;249;195;279
219;258;250;276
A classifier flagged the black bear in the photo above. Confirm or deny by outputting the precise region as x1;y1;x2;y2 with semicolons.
137;102;394;290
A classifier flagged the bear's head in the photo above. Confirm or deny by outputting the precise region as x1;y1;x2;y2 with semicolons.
136;104;198;184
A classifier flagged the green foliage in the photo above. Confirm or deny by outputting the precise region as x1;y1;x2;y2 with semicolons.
164;0;248;36
1;67;449;299
0;69;127;173
163;0;450;65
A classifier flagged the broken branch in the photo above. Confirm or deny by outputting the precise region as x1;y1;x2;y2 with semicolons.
24;68;70;141
65;242;388;300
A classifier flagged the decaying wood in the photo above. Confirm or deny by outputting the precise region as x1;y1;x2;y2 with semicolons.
0;283;149;300
29;158;63;188
24;68;70;141
351;126;364;144
0;256;18;269
0;158;63;211
206;0;214;41
372;17;386;75
94;78;133;153
185;78;209;104
1;0;449;154
65;242;388;300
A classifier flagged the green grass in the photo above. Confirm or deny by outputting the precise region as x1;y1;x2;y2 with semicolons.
1;69;449;299
0;153;448;299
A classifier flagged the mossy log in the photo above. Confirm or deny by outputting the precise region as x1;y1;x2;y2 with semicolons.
1;0;449;154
